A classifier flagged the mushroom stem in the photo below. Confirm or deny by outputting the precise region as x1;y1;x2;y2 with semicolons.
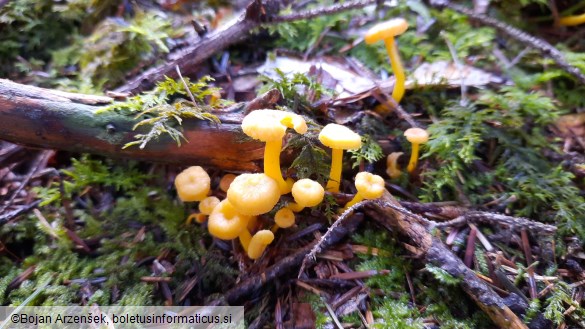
344;194;364;209
407;143;420;173
384;36;406;103
326;148;343;192
264;139;289;194
287;202;305;212
239;229;252;253
559;13;585;26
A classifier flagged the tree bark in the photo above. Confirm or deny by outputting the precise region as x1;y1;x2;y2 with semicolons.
0;79;266;171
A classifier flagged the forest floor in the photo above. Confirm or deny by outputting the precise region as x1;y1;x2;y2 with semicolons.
1;0;585;328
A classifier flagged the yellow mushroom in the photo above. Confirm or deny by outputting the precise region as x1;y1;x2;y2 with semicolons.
288;178;325;212
559;13;585;26
365;18;409;103
199;196;220;215
247;230;275;260
208;199;251;240
274;207;295;229
241;109;307;194
344;172;385;209
386;152;404;179
219;173;236;193
227;173;280;216
404;128;429;173
174;166;210;202
318;124;362;193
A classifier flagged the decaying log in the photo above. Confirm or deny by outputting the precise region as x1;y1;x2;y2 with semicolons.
0;79;268;171
365;192;528;329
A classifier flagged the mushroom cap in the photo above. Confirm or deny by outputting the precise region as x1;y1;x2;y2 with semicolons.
291;179;325;208
241;109;307;142
318;123;362;150
219;173;236;193
227;173;280;216
174;166;210;202
404;127;429;144
199;196;220;215
275;207;295;228
208;199;251;240
354;172;385;199
365;18;409;44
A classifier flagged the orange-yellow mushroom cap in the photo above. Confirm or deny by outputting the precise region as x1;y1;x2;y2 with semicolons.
275;207;295;228
242;109;307;141
344;172;385;209
175;166;211;202
365;18;409;44
227;173;280;216
404;128;429;144
319;124;362;192
208;199;251;240
291;179;325;208
248;230;275;259
219;173;236;193
199;196;220;215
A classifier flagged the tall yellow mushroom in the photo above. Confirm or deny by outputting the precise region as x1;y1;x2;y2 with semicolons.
319;124;362;193
404;128;429;174
365;18;409;103
241;109;307;194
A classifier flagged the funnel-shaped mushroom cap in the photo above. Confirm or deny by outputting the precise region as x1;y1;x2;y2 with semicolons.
242;109;307;142
275;207;295;228
355;172;385;199
318;124;362;150
227;173;280;216
365;18;409;44
404;128;429;144
175;166;211;202
208;199;251;240
291;179;325;208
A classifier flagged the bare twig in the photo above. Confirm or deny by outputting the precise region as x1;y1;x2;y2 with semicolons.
271;0;377;23
429;0;585;84
434;211;557;235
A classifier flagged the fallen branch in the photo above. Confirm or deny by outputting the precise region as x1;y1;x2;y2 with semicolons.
364;192;528;329
0;79;273;171
115;0;380;94
429;0;585;85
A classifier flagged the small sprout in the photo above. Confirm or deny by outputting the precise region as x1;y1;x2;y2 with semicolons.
174;166;210;202
344;172;385;209
241;109;307;194
289;178;325;212
365;18;409;103
404;128;429;173
219;173;236;193
247;230;275;260
227;173;280;216
208;199;251;240
319;124;362;193
199;196;220;215
386;152;404;179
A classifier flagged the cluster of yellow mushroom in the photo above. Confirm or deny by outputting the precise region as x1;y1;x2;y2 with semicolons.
174;108;394;259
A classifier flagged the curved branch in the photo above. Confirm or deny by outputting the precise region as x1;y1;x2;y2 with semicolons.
0;79;266;171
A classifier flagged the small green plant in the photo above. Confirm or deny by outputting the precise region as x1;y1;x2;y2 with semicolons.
101;76;225;149
348;135;384;168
